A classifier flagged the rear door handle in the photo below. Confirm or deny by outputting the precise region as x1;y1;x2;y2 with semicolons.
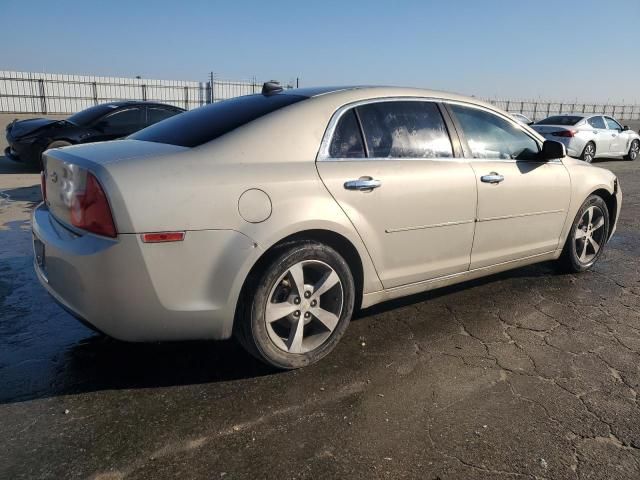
344;177;382;191
480;172;504;184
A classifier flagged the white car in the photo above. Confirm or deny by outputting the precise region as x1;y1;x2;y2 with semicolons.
532;114;640;163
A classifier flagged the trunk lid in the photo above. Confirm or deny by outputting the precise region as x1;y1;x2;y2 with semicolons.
42;139;188;232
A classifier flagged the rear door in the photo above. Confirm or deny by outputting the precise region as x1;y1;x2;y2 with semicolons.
316;99;477;289
446;103;571;269
604;117;625;154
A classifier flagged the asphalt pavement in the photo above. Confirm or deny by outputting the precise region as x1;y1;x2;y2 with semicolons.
1;156;639;479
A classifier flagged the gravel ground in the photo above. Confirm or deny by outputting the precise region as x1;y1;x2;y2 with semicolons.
0;156;639;479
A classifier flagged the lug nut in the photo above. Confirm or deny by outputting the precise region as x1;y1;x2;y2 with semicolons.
310;300;317;307
294;310;300;317
304;312;311;319
294;297;301;304
304;291;311;299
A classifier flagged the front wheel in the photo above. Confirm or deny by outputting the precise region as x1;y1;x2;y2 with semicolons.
625;139;639;161
581;142;596;163
236;241;355;369
559;195;609;273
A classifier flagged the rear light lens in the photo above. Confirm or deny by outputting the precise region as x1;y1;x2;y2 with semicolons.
552;130;577;138
40;171;47;202
70;172;117;238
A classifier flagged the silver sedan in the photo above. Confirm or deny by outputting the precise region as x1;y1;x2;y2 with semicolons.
33;85;622;369
532;114;640;163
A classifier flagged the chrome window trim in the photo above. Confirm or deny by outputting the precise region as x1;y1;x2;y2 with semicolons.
317;96;457;162
317;96;561;164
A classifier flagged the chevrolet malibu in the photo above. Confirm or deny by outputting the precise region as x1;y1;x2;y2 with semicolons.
33;85;622;369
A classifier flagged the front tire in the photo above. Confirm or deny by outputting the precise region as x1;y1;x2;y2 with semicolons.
236;241;355;369
624;139;639;161
581;142;596;163
559;195;609;273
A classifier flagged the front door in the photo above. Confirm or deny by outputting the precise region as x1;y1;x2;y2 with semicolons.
604;117;625;155
316;100;478;289
447;103;571;269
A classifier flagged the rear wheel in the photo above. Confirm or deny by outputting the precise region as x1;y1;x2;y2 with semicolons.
625;139;639;161
40;140;72;169
559;195;609;273
236;241;355;369
581;142;596;163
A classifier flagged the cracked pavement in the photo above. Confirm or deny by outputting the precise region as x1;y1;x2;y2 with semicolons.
1;157;639;479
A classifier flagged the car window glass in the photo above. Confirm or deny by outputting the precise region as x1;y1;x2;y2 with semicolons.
101;108;142;130
535;115;582;126
450;104;539;160
355;101;452;158
148;107;180;125
329;110;365;158
588;116;606;129
130;94;306;147
604;117;622;130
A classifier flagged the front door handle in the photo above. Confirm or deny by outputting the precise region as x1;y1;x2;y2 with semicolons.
344;177;382;191
480;172;504;184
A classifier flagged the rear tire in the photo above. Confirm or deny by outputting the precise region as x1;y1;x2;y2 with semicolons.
624;139;639;161
235;241;355;369
559;195;609;273
581;142;596;163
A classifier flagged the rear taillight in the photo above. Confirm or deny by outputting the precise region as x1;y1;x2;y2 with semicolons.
70;172;117;238
552;130;577;138
40;171;47;202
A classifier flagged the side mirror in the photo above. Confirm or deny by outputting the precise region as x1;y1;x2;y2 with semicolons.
623;125;629;131
540;140;566;161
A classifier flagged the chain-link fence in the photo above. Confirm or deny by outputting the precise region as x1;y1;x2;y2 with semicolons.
484;99;640;121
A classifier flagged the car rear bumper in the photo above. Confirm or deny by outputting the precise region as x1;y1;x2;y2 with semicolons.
32;203;261;342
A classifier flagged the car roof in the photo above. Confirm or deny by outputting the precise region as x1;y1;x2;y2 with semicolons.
280;85;499;110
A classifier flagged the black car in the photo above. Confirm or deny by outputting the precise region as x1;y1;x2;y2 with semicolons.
4;101;184;167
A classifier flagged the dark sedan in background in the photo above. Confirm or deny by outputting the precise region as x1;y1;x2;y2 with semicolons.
4;101;184;168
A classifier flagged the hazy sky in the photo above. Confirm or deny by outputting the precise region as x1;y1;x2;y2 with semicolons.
2;0;639;102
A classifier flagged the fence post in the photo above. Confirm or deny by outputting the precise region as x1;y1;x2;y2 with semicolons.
505;100;510;112
532;102;538;121
612;105;616;118
38;79;47;114
520;101;524;114
141;84;147;101
210;72;215;103
296;77;299;88
92;82;98;106
546;103;551;117
184;86;189;110
559;103;563;114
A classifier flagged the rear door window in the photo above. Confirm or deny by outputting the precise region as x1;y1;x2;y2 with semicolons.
329;110;365;158
130;94;306;147
588;116;606;129
449;104;539;160
147;106;181;125
355;101;453;158
100;108;144;133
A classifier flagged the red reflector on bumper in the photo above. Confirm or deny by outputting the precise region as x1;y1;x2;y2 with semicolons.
141;232;185;243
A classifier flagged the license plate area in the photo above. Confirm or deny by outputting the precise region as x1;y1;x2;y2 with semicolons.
33;237;45;269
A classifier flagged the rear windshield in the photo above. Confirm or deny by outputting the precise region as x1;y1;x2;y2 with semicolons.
67;104;121;126
535;115;583;126
129;94;307;147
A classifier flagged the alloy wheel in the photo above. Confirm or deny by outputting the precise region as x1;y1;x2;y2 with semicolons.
583;143;595;163
264;260;343;354
630;141;639;160
574;205;606;264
